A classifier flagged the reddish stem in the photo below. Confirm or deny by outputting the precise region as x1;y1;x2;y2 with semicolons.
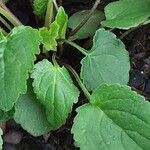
0;0;22;25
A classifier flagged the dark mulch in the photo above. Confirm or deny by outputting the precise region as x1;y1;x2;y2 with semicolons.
2;0;150;149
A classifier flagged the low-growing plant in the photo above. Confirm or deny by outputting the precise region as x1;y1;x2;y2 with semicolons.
0;0;150;149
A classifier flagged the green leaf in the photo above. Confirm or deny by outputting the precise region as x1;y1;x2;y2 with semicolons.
33;0;48;16
0;30;5;41
0;26;41;111
2;0;9;3
0;108;14;122
81;28;130;91
68;10;105;39
55;6;68;39
14;80;52;136
39;6;68;51
101;0;150;29
0;129;2;150
31;59;80;129
72;84;150;150
39;22;59;51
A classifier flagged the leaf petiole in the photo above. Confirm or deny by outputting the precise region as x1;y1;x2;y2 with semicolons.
64;39;89;55
0;16;12;30
65;64;91;102
0;6;22;26
52;52;59;67
53;0;59;11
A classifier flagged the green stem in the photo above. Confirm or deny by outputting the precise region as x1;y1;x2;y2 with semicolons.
69;0;101;36
64;39;89;55
44;0;54;28
0;16;12;30
53;0;58;11
65;64;91;101
52;52;59;67
0;7;22;26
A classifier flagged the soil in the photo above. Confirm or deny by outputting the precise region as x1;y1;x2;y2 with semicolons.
2;0;150;150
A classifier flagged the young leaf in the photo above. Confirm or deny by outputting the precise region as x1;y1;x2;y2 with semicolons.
39;7;68;51
81;28;130;91
0;108;14;122
101;0;150;29
0;129;2;150
55;6;68;39
14;81;52;137
33;0;48;16
40;22;59;51
72;84;150;150
0;26;41;111
68;10;105;39
31;59;80;129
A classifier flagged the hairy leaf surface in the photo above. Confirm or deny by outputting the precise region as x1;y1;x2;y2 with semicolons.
33;0;48;16
72;84;150;150
31;59;80;129
81;28;130;91
0;26;41;111
55;6;68;39
101;0;150;29
14;81;52;136
40;22;59;51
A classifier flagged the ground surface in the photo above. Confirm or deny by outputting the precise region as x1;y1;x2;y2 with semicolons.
2;0;150;149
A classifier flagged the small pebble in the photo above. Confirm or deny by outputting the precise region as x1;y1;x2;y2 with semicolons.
4;130;23;145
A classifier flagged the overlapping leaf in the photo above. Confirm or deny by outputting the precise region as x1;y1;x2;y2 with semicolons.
0;129;2;150
14;81;52;136
81;28;130;91
101;0;150;29
40;6;68;51
72;84;150;150
68;10;105;39
31;59;79;129
40;22;59;51
0;26;41;111
0;108;14;122
33;0;48;16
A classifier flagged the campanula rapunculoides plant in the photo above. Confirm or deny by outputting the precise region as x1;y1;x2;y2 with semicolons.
0;0;150;149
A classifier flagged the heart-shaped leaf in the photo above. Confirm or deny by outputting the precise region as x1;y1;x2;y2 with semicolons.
72;84;150;150
31;59;80;129
81;28;130;91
